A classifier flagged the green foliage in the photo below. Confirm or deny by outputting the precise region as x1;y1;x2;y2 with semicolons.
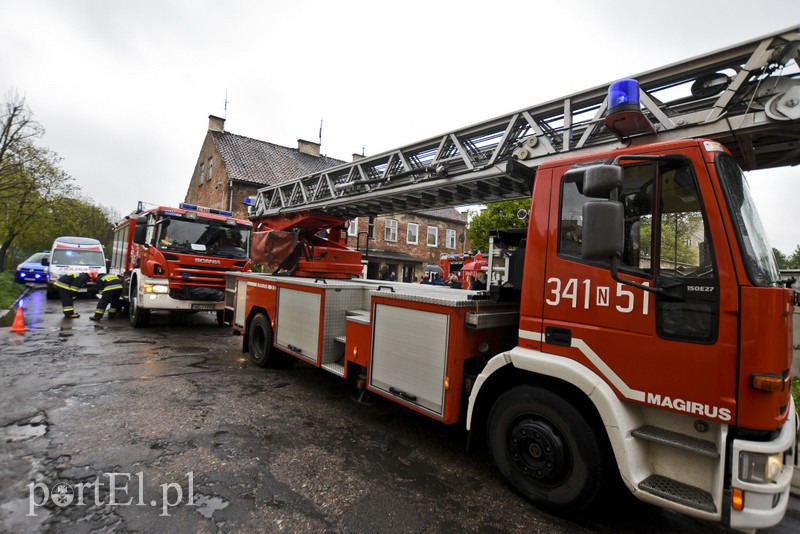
773;245;800;269
0;271;24;310
0;95;118;270
773;248;790;269
790;245;800;269
466;199;531;251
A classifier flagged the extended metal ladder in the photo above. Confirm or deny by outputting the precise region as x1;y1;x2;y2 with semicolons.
252;26;800;219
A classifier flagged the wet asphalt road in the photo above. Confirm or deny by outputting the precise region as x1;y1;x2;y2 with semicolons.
1;286;797;533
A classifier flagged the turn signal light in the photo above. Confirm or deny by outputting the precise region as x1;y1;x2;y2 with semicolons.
732;487;744;511
750;374;784;392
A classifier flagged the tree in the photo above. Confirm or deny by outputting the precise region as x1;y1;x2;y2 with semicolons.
789;245;800;269
0;94;44;203
48;196;118;250
0;146;73;271
0;95;74;271
773;248;790;269
0;96;120;270
466;199;531;252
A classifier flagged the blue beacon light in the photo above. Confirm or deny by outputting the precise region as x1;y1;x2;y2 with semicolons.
608;79;640;113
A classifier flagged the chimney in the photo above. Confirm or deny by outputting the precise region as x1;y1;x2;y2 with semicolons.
297;139;321;157
352;153;365;162
208;115;225;132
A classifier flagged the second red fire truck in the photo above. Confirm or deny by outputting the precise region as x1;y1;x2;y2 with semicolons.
225;29;799;530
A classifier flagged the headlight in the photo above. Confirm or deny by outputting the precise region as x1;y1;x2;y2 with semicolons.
739;451;783;483
142;283;169;294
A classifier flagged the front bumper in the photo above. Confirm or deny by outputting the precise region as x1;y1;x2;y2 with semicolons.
730;402;798;530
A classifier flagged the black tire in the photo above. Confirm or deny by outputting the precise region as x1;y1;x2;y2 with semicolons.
248;313;274;367
216;310;226;327
129;284;150;328
46;285;58;300
487;385;607;514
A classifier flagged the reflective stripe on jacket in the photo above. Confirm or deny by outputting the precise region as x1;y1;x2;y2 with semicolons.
97;274;123;293
55;273;89;292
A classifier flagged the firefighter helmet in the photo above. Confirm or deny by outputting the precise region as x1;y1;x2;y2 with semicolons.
88;271;98;282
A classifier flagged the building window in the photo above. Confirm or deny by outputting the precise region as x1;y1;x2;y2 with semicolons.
198;162;204;186
446;229;457;249
407;223;418;245
207;157;213;182
427;226;438;247
368;218;375;240
385;219;398;242
348;218;358;237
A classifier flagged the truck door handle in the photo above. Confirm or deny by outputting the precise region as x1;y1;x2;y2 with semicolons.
545;326;572;347
389;387;417;402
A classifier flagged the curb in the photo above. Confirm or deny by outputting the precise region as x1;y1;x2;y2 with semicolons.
1;284;34;323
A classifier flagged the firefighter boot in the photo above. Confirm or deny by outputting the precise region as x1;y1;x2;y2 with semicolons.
64;312;80;319
89;314;102;322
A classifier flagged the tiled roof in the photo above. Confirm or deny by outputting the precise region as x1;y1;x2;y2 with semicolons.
413;207;468;223
212;131;345;186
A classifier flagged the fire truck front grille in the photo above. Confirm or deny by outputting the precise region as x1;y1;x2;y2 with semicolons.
166;263;229;301
169;286;224;301
172;264;228;285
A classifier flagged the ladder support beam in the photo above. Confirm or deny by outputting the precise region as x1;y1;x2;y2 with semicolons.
251;27;800;219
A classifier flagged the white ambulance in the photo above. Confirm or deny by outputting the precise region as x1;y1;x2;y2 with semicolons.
43;236;107;299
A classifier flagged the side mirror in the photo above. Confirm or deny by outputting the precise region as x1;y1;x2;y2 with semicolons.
581;201;623;260
132;217;148;245
41;257;49;266
584;165;623;198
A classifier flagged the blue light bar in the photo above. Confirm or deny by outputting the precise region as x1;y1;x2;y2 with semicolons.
243;196;255;206
178;202;233;217
608;79;640;113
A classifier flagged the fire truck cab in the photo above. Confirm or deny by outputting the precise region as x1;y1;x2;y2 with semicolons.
111;202;252;326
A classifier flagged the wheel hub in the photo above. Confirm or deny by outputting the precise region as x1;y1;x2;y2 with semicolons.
509;418;569;483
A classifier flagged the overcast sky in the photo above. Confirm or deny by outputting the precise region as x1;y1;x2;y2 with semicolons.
1;1;798;252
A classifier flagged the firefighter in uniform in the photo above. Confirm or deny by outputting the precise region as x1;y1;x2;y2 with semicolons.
90;273;124;321
54;272;91;318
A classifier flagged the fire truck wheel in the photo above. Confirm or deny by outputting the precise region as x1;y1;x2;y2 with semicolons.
249;313;274;368
487;385;606;514
129;284;150;328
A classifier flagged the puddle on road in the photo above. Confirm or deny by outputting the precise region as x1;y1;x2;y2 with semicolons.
1;413;48;443
0;497;50;531
193;493;229;519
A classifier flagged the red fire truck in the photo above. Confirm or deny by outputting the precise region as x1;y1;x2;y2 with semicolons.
440;252;487;288
110;202;252;327
225;28;799;530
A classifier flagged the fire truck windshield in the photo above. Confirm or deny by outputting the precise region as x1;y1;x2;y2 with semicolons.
716;155;780;286
156;216;250;259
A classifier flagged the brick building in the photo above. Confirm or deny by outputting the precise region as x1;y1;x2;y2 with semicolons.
184;115;468;281
184;115;344;219
345;209;468;282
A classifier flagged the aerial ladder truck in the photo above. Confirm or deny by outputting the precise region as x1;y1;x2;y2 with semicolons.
226;27;800;530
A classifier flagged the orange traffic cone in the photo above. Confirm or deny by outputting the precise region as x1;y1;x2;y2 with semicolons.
10;305;28;333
